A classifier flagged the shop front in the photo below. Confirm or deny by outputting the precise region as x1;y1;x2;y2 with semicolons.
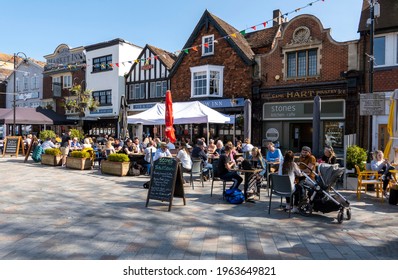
261;99;346;156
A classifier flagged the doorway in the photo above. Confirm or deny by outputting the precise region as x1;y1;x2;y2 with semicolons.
290;123;312;151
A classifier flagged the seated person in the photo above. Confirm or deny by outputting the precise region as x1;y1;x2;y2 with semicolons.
104;139;116;157
82;137;92;149
248;147;266;175
123;138;138;156
298;146;317;180
153;142;172;161
191;140;212;180
218;144;243;189
319;146;337;164
371;150;393;197
265;142;283;163
235;140;243;153
207;139;216;154
41;137;56;151
112;138;123;153
214;140;224;156
176;143;192;173
241;138;254;158
70;137;82;151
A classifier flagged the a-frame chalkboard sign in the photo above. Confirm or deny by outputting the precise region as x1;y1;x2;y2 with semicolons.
2;136;24;158
146;157;186;211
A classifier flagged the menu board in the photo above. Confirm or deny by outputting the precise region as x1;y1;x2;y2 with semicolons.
2;136;24;157
146;157;185;211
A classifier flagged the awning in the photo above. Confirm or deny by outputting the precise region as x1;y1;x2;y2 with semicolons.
0;107;72;125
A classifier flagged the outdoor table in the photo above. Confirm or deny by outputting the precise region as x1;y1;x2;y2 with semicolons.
238;168;264;202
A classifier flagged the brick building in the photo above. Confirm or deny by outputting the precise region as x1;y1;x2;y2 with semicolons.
254;13;360;157
358;0;398;154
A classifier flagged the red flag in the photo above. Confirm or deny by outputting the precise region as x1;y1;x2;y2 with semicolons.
165;90;176;143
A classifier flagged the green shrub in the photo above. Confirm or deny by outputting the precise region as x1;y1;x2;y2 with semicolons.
39;130;56;142
44;148;62;156
70;147;95;159
69;128;84;141
346;145;367;171
107;153;130;162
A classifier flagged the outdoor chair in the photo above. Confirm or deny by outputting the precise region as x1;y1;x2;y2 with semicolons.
210;159;228;199
268;173;294;217
355;165;384;201
190;159;204;189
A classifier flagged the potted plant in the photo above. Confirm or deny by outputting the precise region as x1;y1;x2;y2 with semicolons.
66;147;95;170
69;128;84;142
346;145;367;172
41;148;62;166
101;153;130;176
88;98;100;112
39;130;56;142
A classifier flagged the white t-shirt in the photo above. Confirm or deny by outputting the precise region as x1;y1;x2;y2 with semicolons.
177;149;192;170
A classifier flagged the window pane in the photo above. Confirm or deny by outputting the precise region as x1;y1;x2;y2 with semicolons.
374;36;385;66
396;35;398;64
150;82;155;98
287;53;296;77
297;51;306;77
308;50;317;76
193;71;207;96
209;71;220;95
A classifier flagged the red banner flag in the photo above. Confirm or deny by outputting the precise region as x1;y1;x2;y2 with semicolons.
165;90;176;143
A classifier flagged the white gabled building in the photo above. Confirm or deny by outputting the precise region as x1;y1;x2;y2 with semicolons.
84;38;142;137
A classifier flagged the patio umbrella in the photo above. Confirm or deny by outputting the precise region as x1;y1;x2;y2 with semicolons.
119;95;129;140
312;95;321;158
165;90;176;143
384;96;395;159
244;99;252;142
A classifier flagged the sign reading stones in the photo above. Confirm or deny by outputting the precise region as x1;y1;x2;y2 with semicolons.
146;157;185;211
360;93;386;116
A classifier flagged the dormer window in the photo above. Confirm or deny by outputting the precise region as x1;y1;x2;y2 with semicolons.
202;35;214;56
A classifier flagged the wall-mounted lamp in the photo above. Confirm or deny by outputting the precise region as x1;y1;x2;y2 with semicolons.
275;74;281;81
230;95;237;106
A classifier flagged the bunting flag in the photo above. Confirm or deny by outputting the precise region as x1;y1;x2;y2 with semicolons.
38;0;324;72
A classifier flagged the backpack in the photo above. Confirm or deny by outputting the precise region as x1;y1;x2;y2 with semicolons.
225;188;245;204
31;145;43;162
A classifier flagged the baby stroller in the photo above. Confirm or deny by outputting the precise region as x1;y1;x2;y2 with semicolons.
298;163;351;224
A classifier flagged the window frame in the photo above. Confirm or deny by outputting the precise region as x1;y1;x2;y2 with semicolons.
93;90;112;106
190;65;224;98
202;35;214;56
374;36;386;66
63;75;72;89
92;55;113;73
285;48;318;79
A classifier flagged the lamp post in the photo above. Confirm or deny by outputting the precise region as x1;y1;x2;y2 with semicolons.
12;52;28;136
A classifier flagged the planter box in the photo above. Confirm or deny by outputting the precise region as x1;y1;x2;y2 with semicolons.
41;154;62;166
66;157;92;170
101;160;130;176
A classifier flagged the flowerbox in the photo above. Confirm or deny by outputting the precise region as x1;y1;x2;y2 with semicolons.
41;154;62;166
66;157;92;170
101;160;130;176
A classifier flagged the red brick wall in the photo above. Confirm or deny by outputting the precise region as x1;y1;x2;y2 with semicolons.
171;24;252;101
261;15;349;87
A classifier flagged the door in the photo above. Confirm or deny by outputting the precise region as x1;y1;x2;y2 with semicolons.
290;123;312;151
378;124;388;152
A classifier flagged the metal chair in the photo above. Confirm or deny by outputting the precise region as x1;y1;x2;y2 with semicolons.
210;159;228;199
190;159;204;189
268;173;294;217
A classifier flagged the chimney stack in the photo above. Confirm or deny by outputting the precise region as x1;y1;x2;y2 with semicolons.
273;9;283;26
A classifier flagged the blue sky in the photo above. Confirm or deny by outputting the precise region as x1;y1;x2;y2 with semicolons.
3;0;363;61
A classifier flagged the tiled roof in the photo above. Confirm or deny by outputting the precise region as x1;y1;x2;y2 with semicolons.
209;11;255;61
358;0;398;33
244;25;281;54
0;53;16;81
147;45;177;69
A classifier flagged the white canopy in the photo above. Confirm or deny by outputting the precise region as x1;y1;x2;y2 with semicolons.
127;101;230;125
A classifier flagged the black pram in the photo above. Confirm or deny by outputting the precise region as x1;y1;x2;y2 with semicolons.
298;163;351;224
